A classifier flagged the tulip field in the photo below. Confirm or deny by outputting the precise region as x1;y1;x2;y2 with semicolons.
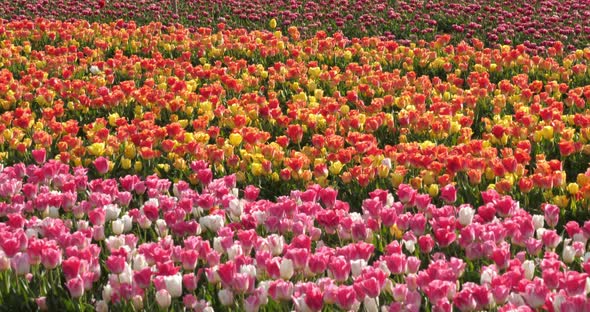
1;1;590;312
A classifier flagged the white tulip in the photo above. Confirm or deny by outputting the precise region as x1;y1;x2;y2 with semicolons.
132;254;147;271
218;289;234;306
199;215;224;233
111;219;124;235
458;205;475;226
240;264;257;278
104;204;121;221
164;274;183;298
522;260;535;280
95;300;108;312
156;289;171;308
532;215;544;230
563;245;575;264
364;297;379;312
350;259;367;278
155;219;168;237
89;65;101;75
280;258;294;279
122;215;133;232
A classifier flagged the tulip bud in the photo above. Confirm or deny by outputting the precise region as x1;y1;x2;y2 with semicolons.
218;289;234;306
391;172;404;187
428;184;439;197
95;300;108;312
11;253;30;275
532;215;544;230
156;219;168;237
563;245;575;264
111;219;124;235
522;260;535;280
131;295;143;310
280;259;294;279
156;289;172;309
36;297;48;311
66;277;85;298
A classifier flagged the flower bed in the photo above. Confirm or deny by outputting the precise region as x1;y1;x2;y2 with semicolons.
2;161;590;311
0;18;589;311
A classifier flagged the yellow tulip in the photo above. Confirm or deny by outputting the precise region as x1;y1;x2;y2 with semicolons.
567;183;579;195
134;161;142;172
124;144;136;159
108;113;120;127
329;161;344;175
428;184;439;197
541;126;554;140
269;18;277;29
553;195;569;209
88;143;106;157
251;163;263;176
391;172;404;187
121;157;132;170
390;224;403;239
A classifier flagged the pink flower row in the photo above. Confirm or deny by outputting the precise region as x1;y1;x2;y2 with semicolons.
0;160;588;311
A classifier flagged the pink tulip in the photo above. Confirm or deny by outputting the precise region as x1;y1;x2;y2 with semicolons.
319;187;338;208
232;273;251;294
31;149;46;164
397;184;416;205
106;255;126;274
41;248;62;270
268;280;294;301
563;271;588;296
183;273;198;291
183;294;198;310
11;252;30;275
36;297;47;311
218;289;234;306
335;285;357;310
542;230;562;249
181;249;198;271
93;157;109;175
543;204;560;228
308;253;329;275
197;168;213;186
304;285;324;311
328;256;350;281
440;184;457;204
66;276;85;298
454;289;477;312
285;248;310;271
244;185;260;201
418;235;435;253
522;279;549;308
384;253;407;275
494;196;516;217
